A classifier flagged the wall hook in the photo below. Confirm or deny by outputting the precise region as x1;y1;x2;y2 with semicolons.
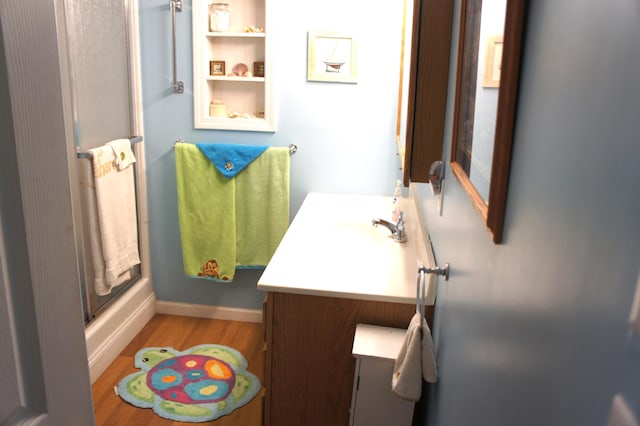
419;263;450;281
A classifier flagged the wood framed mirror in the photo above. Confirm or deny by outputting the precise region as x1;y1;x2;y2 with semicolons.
450;0;526;243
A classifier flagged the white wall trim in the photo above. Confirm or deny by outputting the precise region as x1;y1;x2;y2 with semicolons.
156;300;263;323
85;279;156;383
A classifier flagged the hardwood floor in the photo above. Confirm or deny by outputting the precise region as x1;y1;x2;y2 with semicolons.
92;314;264;425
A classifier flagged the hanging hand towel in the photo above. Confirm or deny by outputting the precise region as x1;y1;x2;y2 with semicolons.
175;143;289;282
88;144;141;295
391;312;438;401
106;138;137;170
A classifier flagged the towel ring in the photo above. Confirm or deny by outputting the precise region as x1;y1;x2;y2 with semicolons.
416;269;427;324
418;263;450;281
416;263;450;324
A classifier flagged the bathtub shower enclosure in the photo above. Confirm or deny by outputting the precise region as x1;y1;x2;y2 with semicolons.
61;0;155;381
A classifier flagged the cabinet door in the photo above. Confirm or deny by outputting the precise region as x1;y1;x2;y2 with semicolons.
351;358;415;426
264;292;415;426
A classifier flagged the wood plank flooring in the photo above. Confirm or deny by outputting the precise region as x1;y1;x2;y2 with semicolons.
92;314;264;425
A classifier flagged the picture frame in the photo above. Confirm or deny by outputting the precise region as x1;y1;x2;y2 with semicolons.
307;31;357;83
209;60;226;76
483;35;503;88
254;61;265;78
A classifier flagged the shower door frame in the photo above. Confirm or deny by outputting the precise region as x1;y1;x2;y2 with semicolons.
62;0;151;324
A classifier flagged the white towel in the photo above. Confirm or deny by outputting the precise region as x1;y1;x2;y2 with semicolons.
88;144;140;295
391;312;438;401
106;138;136;170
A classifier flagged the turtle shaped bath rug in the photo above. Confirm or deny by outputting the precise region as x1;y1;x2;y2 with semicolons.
116;344;261;422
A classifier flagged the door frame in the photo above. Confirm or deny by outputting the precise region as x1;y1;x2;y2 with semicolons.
0;0;95;423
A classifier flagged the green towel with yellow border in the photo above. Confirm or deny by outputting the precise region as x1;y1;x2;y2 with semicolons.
175;143;290;282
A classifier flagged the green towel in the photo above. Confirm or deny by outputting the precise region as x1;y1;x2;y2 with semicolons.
175;143;290;282
235;147;290;267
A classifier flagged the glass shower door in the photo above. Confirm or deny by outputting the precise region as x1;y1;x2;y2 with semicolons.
64;0;141;322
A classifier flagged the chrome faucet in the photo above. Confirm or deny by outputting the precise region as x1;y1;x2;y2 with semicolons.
372;212;407;243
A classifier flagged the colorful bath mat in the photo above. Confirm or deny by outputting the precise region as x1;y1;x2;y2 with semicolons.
116;344;261;423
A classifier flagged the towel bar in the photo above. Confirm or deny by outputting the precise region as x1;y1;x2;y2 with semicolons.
170;0;183;93
173;140;298;155
76;136;143;159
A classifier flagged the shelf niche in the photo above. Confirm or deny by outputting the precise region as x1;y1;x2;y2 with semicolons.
192;0;274;132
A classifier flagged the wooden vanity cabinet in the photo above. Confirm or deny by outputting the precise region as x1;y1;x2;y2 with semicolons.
262;291;433;426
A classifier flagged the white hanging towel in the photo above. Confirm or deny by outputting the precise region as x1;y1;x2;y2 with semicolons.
391;312;438;401
88;144;140;295
107;138;137;170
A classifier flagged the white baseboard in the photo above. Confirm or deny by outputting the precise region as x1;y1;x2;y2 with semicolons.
85;279;156;383
86;293;261;384
155;300;263;323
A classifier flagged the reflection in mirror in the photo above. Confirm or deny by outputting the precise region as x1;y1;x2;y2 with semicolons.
454;0;506;202
397;0;454;185
451;0;526;243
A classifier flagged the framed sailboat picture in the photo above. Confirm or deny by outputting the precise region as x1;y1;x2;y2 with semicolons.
307;31;357;83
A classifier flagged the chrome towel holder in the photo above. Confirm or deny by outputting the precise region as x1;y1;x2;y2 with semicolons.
75;136;143;159
416;263;449;324
419;263;450;281
173;140;298;155
170;0;184;93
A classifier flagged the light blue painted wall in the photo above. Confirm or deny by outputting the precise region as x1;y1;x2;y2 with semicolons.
138;0;404;307
415;0;640;424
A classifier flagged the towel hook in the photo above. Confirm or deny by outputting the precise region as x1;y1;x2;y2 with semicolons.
418;263;450;281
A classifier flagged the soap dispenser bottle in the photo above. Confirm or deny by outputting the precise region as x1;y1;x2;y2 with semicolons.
391;180;403;222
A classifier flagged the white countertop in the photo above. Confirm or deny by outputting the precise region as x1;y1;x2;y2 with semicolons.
257;192;436;305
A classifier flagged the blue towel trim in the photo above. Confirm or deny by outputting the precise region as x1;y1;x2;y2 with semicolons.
196;143;269;178
185;273;232;283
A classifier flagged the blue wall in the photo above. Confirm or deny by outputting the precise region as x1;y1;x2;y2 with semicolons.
416;0;640;424
138;0;404;307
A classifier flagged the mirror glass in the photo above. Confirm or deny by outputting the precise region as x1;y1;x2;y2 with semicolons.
396;0;454;185
455;0;505;202
451;0;525;243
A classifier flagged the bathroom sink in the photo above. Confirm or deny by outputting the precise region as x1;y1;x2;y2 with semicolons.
258;192;436;305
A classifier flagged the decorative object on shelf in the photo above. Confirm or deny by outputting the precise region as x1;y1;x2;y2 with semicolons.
254;61;265;77
209;99;227;117
209;2;230;32
228;112;257;119
307;30;357;84
243;25;264;33
232;62;249;76
209;60;225;76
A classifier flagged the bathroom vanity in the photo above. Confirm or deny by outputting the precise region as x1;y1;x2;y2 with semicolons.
258;192;436;426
